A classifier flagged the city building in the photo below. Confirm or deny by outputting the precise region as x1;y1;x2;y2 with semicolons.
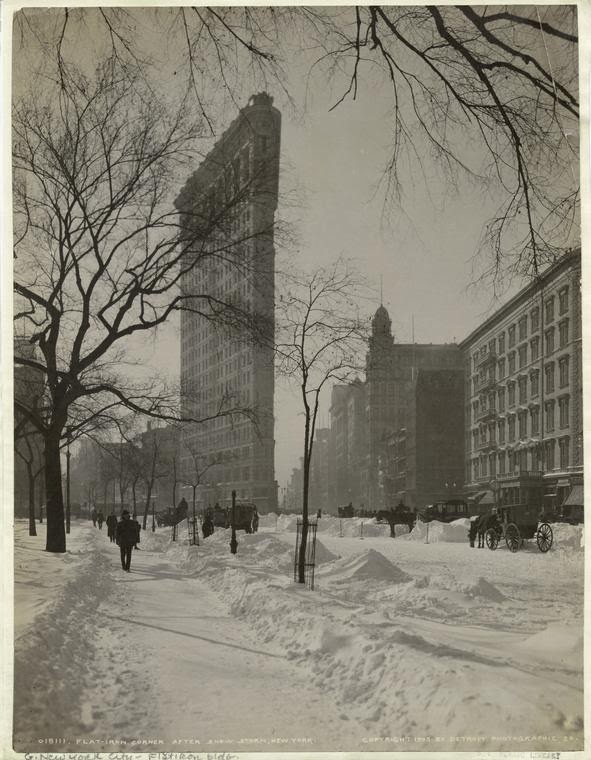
329;380;366;508
460;249;583;512
385;368;464;508
364;306;463;509
308;427;330;512
175;93;281;512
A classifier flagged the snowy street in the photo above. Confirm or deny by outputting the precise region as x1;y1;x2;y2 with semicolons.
13;515;583;753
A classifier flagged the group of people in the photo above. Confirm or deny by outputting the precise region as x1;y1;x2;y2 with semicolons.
90;507;105;529
90;507;141;571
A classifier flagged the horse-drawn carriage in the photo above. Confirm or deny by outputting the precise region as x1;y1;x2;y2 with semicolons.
478;504;553;553
205;501;259;534
376;504;416;531
338;503;355;518
419;499;469;524
156;499;188;527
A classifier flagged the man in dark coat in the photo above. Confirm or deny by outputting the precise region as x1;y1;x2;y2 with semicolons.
106;512;118;542
91;507;97;527
116;510;137;571
97;511;105;529
202;512;214;539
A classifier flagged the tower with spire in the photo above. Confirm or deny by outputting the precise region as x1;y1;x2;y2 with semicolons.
361;302;464;510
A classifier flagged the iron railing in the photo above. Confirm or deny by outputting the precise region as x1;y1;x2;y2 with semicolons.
294;519;318;590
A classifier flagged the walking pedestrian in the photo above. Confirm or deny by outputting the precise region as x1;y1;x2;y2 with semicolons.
116;510;137;571
91;507;98;527
106;511;118;543
97;510;105;530
252;507;259;533
388;508;396;538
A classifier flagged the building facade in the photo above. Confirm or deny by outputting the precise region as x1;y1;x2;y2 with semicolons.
364;306;463;509
175;93;280;512
385;369;464;508
329;380;366;508
460;250;583;511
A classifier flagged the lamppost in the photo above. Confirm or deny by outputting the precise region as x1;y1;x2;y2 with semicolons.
230;489;237;554
444;480;457;498
66;427;71;534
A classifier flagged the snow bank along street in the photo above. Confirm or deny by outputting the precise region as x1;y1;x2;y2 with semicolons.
13;514;583;752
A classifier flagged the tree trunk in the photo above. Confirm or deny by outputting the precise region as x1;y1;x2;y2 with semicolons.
172;458;177;508
27;465;37;537
131;478;137;515
143;482;153;530
297;414;311;584
44;429;65;552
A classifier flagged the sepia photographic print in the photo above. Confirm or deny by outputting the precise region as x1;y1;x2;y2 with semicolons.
4;1;587;757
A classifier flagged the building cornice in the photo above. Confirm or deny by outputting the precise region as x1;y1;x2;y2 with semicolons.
459;249;581;350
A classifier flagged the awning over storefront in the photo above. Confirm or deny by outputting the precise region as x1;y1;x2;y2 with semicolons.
563;485;584;507
468;490;495;505
477;490;495;506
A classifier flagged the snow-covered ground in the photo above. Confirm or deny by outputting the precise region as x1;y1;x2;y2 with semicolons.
13;515;584;753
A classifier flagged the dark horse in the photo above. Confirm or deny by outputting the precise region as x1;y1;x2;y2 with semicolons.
468;513;502;548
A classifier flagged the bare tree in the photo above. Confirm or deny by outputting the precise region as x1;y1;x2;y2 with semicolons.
14;6;578;283
13;54;266;553
276;259;368;584
14;428;45;536
293;5;579;283
180;433;219;520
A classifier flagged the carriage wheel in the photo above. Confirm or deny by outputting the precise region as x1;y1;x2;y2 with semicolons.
485;528;499;550
536;522;554;553
505;523;521;552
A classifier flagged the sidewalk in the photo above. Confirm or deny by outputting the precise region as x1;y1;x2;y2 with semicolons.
14;523;355;753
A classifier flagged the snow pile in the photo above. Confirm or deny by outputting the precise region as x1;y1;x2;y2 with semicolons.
515;623;583;671
405;518;470;543
462;576;506;602
551;522;584;550
320;548;411;585
314;539;341;565
14;531;117;741
258;512;279;528
274;514;394;537
318;516;391;538
13;521;96;638
276;513;300;532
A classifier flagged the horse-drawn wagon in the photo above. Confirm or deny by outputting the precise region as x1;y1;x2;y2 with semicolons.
481;504;553;553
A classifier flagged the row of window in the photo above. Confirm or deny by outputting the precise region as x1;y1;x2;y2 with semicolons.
472;396;570;449
474;320;570;388
472;286;570;370
471;436;571;479
472;356;570;420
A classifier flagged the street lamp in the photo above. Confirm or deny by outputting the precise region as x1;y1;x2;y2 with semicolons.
66;427;72;534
